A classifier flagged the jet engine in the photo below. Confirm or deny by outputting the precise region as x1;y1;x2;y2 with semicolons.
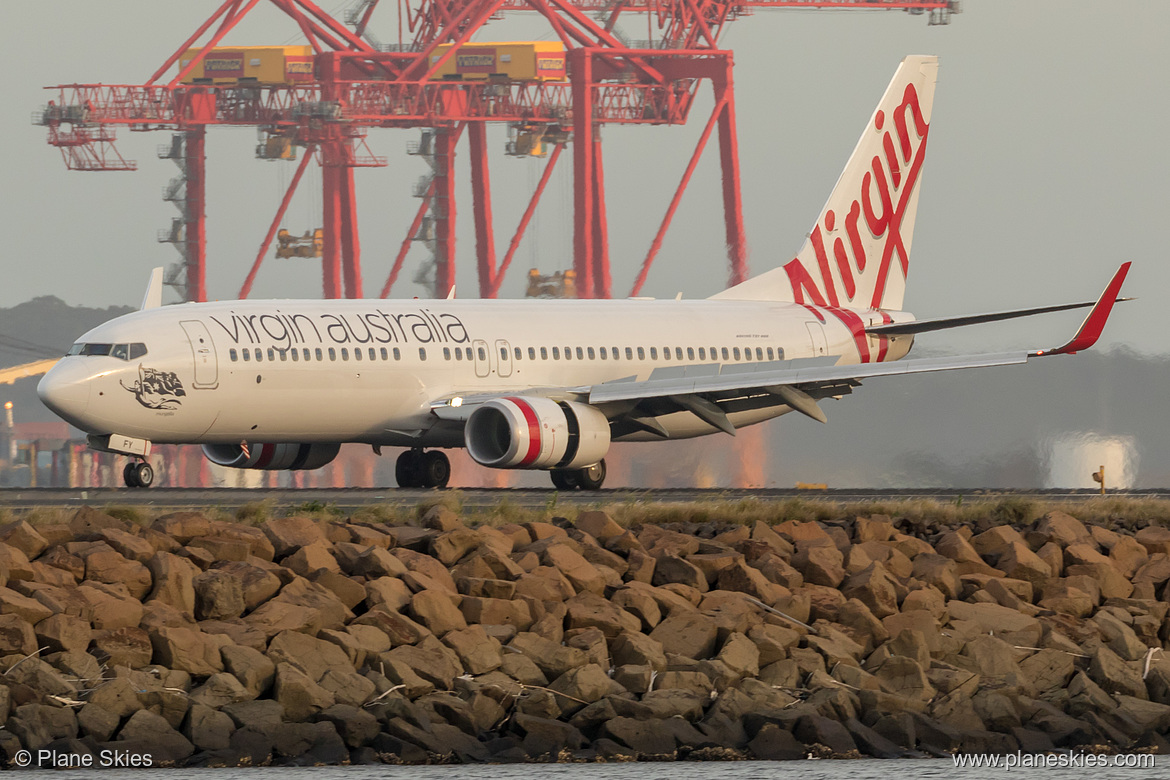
201;442;341;470
465;397;610;470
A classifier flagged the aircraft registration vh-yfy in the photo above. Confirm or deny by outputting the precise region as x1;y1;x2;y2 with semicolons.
38;55;1130;490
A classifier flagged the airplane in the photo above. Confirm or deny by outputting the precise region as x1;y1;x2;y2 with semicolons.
37;55;1131;490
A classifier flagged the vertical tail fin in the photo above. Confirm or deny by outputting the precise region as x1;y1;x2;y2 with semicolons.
712;55;938;311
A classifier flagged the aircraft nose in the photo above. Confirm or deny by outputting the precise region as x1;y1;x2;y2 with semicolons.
37;363;92;425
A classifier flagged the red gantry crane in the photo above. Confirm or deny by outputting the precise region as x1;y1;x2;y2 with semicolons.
38;0;958;305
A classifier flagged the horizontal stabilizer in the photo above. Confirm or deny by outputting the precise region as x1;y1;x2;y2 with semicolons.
866;298;1131;337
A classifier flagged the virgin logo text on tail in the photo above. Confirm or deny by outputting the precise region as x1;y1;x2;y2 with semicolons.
785;83;929;309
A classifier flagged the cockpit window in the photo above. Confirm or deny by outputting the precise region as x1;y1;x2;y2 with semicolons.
68;342;148;360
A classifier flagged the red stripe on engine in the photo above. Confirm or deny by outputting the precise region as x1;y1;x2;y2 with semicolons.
505;397;542;467
254;443;275;469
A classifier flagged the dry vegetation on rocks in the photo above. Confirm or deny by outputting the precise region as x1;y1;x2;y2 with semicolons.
0;498;1168;765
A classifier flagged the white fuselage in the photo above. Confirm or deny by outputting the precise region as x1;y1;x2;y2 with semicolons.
38;297;914;447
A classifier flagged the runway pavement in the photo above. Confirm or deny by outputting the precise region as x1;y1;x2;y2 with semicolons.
0;487;1164;512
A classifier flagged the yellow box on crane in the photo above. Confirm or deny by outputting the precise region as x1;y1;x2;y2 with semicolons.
179;46;315;86
429;42;567;82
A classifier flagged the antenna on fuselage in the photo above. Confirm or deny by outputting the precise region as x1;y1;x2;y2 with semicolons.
140;267;164;310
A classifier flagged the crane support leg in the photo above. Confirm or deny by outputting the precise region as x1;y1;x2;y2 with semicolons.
185;127;208;303
321;143;343;299
591;132;610;299
239;146;314;299
570;48;595;298
340;162;362;298
469;123;498;298
490;143;563;298
715;64;748;286
434;126;458;298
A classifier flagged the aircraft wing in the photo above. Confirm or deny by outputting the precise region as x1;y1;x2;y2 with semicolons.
432;263;1128;432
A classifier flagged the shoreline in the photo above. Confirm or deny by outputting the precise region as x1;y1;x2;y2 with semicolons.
0;499;1167;766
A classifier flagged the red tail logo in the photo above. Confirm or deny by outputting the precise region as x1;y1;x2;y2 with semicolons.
785;83;930;310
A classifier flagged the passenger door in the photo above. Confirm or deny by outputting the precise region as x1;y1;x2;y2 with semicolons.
180;320;219;389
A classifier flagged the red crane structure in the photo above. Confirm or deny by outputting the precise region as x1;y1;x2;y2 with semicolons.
38;0;958;305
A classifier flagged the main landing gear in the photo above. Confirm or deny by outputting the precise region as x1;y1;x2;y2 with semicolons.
122;460;155;489
396;449;451;489
550;459;606;491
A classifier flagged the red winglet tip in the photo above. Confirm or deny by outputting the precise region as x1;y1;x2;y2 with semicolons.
1047;263;1130;356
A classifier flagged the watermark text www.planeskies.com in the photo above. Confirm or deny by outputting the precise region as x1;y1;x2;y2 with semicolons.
13;748;154;769
954;752;1156;771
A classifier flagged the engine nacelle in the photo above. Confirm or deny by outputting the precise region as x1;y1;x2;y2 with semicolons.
202;442;341;471
465;397;610;470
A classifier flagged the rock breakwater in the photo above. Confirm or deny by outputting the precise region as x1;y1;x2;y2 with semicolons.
0;502;1167;766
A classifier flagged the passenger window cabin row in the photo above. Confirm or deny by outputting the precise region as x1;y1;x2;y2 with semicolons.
229;344;783;364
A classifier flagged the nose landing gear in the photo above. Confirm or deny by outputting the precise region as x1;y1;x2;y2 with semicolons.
122;460;155;488
395;449;451;489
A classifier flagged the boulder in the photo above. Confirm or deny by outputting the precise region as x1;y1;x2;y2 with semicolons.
145;552;200;616
649;612;719;660
565;591;641;637
262;516;327;558
749;722;807;760
0;521;49;560
222;644;276;697
460;596;533;630
184;703;235;751
243;600;322;639
193;568;246;620
841;562;900;619
611;631;668;671
34;613;91;654
575;511;624;542
267;629;354;682
214;561;282;611
541;544;606;594
283;540;341;577
149;626;225;676
273;662;336;722
945;600;1042;646
793;543;845;588
410;588;467;636
1089;644;1147;700
189;672;252;709
509;632;588;680
116;709;195;764
652;555;709;592
442;625;503;674
387;635;464;690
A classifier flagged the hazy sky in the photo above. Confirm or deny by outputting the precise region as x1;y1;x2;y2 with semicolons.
2;1;1166;355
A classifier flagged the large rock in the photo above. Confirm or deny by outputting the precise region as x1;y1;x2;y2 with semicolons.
460;596;533;630
82;549;151;600
0;521;48;560
268;629;354;682
945;600;1042;646
189;672;252;709
841;562;900;619
243;600;322;639
997;540;1053;586
222;644;276;697
509;632;588;679
213;561;282;611
145;552;199;616
262;516;327;558
442;625;503;675
0;586;53;624
541;544;606;594
193;568;246;620
649;612;719;660
184;702;236;751
34;613;91;654
149;626;225;676
793;543;845;588
652;556;709;592
565;591;641;637
117;709;195;765
7;703;79;751
387;635;464;689
273;662;336;722
392;548;458;592
1089;644;1147;700
410;589;467;636
77;583;143;630
575;511;624;542
611;631;668;671
1034;511;1092;547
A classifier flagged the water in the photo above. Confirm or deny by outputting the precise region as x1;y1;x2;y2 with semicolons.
12;759;1161;780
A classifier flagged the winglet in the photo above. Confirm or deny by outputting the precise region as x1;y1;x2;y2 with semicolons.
140;267;164;310
1032;263;1130;356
